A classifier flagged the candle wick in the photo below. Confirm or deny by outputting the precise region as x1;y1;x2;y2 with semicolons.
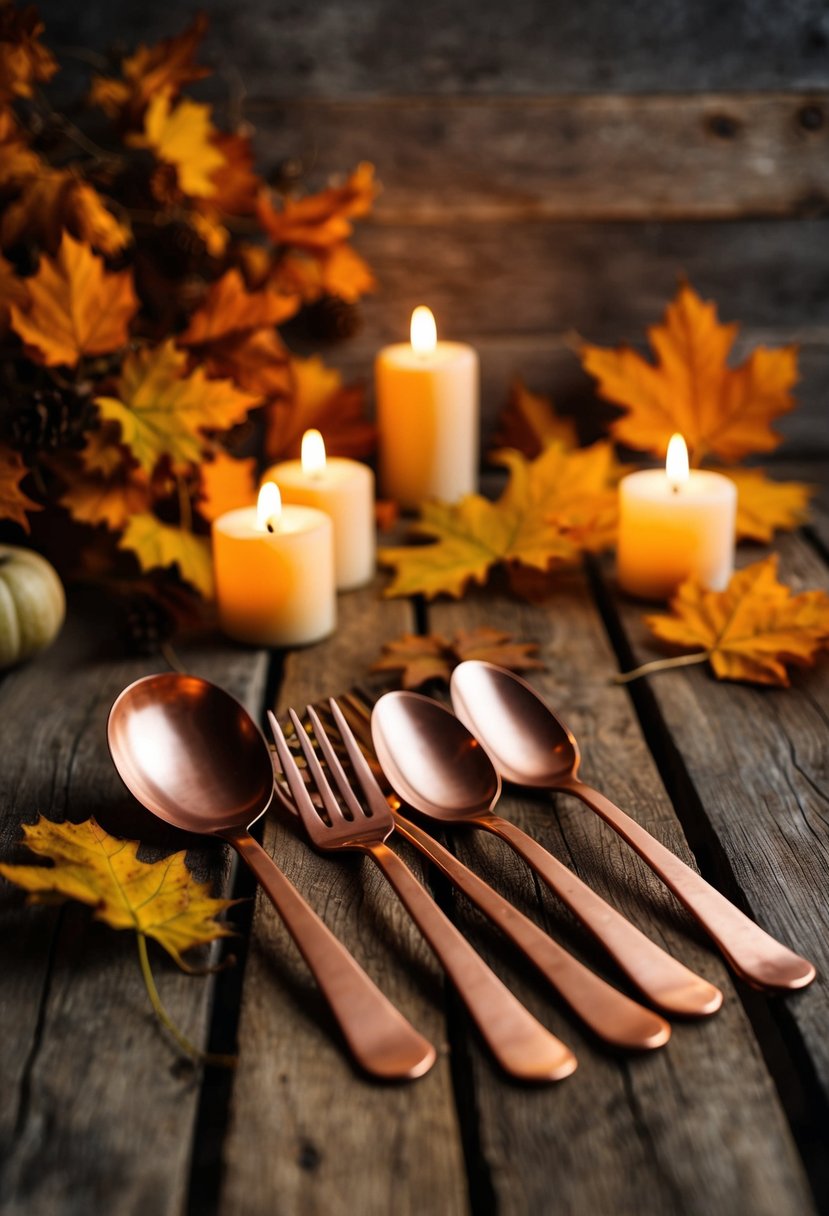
266;521;275;533
671;482;680;495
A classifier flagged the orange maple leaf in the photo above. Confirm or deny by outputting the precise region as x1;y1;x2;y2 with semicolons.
129;95;225;199
717;468;813;543
88;13;209;124
203;327;292;401
197;451;257;522
580;282;798;464
9;231;137;367
0;444;39;531
60;466;151;532
257;163;378;250
489;378;579;459
318;243;377;302
1;169;131;256
179;268;299;346
0;5;57;104
264;355;374;462
372;626;543;690
203;130;260;217
641;556;829;687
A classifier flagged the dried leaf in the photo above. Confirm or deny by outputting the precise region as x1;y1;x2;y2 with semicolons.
0;816;233;969
95;340;260;475
319;243;377;302
372;626;543;690
202;130;260;217
9;231;137;367
2;170;130;257
179;268;298;346
489;378;578;458
60;466;150;532
130;95;225;199
0;5;57;103
204;327;292;400
264;355;374;461
379;442;618;599
644;555;829;686
197;450;257;522
0;444;39;530
257;163;378;249
0;108;41;187
119;512;213;596
716;467;813;543
89;14;209;123
79;424;131;477
580;282;798;464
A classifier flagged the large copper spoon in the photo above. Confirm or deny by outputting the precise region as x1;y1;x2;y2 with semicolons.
372;691;722;1017
107;673;436;1080
450;661;816;993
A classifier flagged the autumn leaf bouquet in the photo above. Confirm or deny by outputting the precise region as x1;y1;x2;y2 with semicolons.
0;6;377;624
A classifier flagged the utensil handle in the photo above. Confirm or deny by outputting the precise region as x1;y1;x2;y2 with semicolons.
367;841;577;1081
393;814;670;1051
227;829;436;1080
564;779;816;991
482;815;723;1017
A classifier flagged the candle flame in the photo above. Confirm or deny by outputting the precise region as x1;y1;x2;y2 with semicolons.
666;433;689;491
410;305;437;355
301;428;327;478
257;481;282;532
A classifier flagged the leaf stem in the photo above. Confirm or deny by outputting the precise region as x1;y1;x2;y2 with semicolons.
135;933;235;1068
613;651;709;684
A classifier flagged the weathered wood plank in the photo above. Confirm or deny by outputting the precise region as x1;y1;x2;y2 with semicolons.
0;596;268;1215
427;576;814;1215
252;94;829;222
219;582;469;1216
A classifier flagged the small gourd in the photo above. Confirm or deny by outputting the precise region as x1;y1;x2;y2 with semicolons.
0;545;66;670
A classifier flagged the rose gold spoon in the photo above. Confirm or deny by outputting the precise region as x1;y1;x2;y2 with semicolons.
372;691;723;1017
107;673;437;1081
450;661;816;993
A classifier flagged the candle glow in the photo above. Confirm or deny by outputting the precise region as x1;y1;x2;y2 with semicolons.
410;305;437;356
301;428;327;479
257;481;282;533
666;433;689;491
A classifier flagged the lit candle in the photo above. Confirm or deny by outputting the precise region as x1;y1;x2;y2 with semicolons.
212;482;336;646
617;434;737;600
262;430;376;591
375;306;479;509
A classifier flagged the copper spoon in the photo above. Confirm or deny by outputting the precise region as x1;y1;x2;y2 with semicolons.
372;690;723;1017
107;673;436;1080
450;661;816;993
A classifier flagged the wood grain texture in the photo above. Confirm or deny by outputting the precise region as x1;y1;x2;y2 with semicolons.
0;597;268;1216
218;583;470;1216
427;577;814;1215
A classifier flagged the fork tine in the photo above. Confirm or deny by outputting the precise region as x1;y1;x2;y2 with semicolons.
266;710;334;833
329;698;391;819
288;707;346;825
306;705;365;820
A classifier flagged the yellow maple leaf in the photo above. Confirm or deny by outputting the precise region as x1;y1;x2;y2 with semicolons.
256;162;378;249
379;442;618;599
372;626;543;690
0;444;39;531
640;555;829;687
717;468;813;543
264;354;374;461
179;268;299;346
0;5;57;104
130;95;226;199
119;513;213;596
0;815;233;969
489;377;579;459
580;282;798;464
89;14;209;123
9;231;137;367
95;340;260;475
197;451;257;522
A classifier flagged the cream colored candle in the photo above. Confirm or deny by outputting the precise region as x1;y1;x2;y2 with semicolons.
617;434;737;600
263;430;375;591
375;306;479;509
212;483;336;646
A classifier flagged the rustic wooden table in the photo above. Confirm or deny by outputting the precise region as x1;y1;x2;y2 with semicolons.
1;465;827;1216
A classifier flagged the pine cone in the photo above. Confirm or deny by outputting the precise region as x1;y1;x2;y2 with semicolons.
149;221;207;278
8;388;90;458
122;592;176;657
302;294;362;343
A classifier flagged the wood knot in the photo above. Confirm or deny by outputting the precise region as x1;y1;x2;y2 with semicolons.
706;114;740;140
298;1140;321;1171
798;104;824;131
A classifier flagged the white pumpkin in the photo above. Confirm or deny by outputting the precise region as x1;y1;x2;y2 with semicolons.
0;545;66;670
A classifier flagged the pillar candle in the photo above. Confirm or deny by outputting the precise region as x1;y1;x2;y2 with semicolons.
212;483;336;646
375;306;479;509
263;430;375;591
617;433;737;600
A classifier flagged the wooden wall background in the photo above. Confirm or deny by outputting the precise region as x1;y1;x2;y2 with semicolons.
39;0;829;456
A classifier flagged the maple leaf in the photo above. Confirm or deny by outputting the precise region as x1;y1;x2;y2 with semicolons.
489;378;578;459
61;466;151;532
372;626;543;690
264;355;374;461
0;5;57;104
179;268;299;346
580;282;798;464
0;108;41;187
88;13;209;123
9;231;137;367
95;340;260;475
197;451;257;522
379;442;617;600
202;130;260;217
204;327;292;401
119;512;213;596
319;243;377;302
0;815;233;969
0;444;39;530
257;163;378;249
2;170;131;257
639;556;829;687
130;95;225;199
79;424;131;477
716;468;813;543
0;252;28;332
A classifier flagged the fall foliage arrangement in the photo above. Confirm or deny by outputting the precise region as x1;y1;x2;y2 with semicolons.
0;6;376;610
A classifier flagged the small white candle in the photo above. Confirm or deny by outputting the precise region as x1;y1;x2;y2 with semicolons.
375;306;479;509
263;430;376;591
617;434;737;600
212;483;336;646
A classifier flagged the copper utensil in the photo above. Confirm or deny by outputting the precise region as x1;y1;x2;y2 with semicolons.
372;690;723;1017
450;661;816;993
269;702;578;1082
107;673;436;1081
274;696;671;1052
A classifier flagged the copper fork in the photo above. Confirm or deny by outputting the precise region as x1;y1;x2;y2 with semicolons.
268;704;578;1082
